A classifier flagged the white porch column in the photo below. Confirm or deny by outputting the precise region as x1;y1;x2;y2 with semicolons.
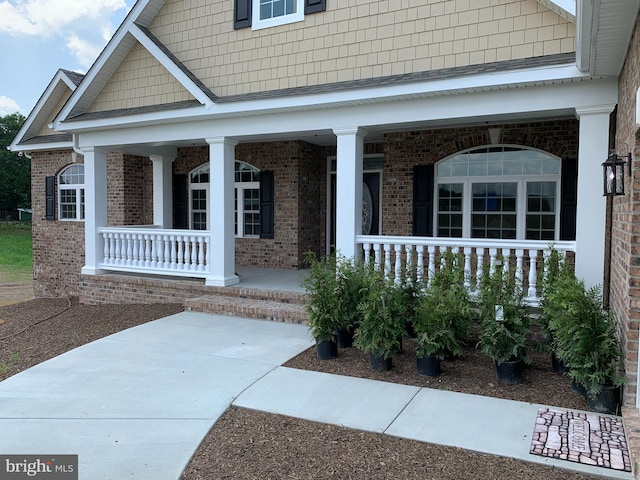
149;155;175;228
81;147;108;275
575;105;615;289
205;137;239;286
333;127;367;259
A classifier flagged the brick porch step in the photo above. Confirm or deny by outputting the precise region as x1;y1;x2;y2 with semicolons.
184;294;309;324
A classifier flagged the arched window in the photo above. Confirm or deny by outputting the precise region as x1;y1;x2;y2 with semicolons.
58;164;85;221
189;161;261;236
435;146;560;240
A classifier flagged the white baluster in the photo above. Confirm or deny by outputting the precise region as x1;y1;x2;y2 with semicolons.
463;247;472;290
163;235;170;269
150;235;158;268
476;248;485;289
528;249;539;298
489;248;497;276
177;235;184;269
198;236;205;271
132;235;139;266
115;234;122;265
144;235;151;267
363;242;371;265
427;245;436;286
501;248;510;278
515;249;524;289
394;244;402;284
416;245;424;283
168;235;176;269
183;236;192;270
126;234;133;266
405;244;413;284
384;243;392;280
103;233;111;265
190;236;198;270
373;243;381;270
204;236;210;272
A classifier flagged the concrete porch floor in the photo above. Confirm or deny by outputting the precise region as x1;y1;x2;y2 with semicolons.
234;266;306;293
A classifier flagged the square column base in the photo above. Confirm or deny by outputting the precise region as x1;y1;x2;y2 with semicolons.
204;274;240;287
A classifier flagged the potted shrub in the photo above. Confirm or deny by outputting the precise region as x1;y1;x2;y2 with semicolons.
335;256;369;348
549;280;626;414
538;247;574;373
413;250;472;377
477;258;531;384
354;269;406;371
301;252;344;360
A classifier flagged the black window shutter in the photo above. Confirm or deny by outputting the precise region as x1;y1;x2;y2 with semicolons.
260;170;275;239
305;0;326;14
560;157;577;241
45;176;55;221
234;0;252;29
412;165;434;236
173;174;188;229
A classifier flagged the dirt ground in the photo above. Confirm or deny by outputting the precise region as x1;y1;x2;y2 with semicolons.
0;273;33;306
0;293;602;480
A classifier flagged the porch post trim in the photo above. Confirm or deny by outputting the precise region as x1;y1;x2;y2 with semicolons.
81;146;108;275
205;136;239;287
149;155;175;228
574;104;615;289
333;127;367;259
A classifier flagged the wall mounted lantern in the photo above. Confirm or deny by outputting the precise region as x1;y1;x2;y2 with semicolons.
602;151;632;196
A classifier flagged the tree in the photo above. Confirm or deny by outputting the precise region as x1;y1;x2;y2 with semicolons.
0;113;29;213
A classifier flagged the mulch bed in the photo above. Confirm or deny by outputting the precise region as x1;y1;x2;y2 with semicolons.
0;299;601;479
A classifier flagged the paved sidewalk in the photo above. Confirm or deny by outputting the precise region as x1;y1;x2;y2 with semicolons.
0;312;633;479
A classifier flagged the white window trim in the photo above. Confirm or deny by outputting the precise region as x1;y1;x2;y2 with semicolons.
58;165;85;222
236;181;261;238
252;0;304;30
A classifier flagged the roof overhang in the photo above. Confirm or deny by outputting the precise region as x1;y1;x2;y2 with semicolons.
577;0;640;76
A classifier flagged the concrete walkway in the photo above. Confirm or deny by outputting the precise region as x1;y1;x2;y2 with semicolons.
0;312;632;479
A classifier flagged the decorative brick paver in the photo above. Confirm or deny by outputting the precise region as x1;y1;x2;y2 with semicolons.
530;407;631;472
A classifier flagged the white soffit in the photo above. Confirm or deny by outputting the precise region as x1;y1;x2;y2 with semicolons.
578;0;640;76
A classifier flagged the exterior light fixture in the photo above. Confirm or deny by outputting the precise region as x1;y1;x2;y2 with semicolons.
602;151;632;196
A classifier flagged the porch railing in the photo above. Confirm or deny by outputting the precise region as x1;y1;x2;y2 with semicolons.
357;235;576;303
98;226;210;277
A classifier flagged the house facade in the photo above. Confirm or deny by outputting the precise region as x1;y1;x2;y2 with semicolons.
11;0;640;407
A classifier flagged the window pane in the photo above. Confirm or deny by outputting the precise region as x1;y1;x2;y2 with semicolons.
471;182;517;239
60;189;77;219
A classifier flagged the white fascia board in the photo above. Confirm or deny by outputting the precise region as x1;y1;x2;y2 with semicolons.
62;62;590;134
128;24;212;107
11;141;73;153
576;0;596;73
10;70;76;151
52;0;156;127
76;78;618;149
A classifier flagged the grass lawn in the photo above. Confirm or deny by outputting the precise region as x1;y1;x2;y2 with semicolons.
0;221;32;283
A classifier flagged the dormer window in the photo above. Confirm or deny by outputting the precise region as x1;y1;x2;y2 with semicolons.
253;0;304;30
234;0;326;30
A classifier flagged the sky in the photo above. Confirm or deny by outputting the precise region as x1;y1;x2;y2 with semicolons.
0;0;137;117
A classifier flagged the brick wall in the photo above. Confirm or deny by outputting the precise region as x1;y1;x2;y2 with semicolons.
107;153;154;226
612;13;640;407
31;149;86;297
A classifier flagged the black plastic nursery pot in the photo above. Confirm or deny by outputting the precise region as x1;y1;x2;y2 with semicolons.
316;339;337;360
416;355;441;377
495;358;523;385
369;353;392;371
336;328;354;348
571;379;587;397
587;385;622;415
551;353;568;374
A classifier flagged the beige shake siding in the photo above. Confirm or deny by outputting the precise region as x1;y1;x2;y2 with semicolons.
88;40;196;113
37;89;72;136
87;0;575;113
